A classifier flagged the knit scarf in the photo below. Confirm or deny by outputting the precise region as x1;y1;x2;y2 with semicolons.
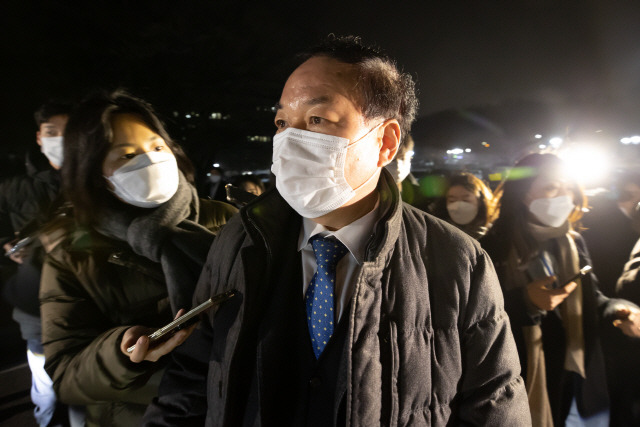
94;171;215;314
504;220;585;426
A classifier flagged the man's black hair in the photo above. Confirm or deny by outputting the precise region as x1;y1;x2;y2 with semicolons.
299;35;419;143
34;100;74;127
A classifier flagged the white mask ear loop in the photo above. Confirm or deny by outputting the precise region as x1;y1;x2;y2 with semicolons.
348;121;386;192
347;121;385;150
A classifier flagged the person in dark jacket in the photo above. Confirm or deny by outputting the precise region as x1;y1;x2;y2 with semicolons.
0;100;72;427
482;153;640;427
607;238;640;426
39;91;237;427
384;133;432;213
144;35;530;426
581;173;640;297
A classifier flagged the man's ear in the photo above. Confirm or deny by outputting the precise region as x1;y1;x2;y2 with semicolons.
377;120;401;167
36;131;42;147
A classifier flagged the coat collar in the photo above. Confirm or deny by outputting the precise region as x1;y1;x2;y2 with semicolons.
240;168;403;265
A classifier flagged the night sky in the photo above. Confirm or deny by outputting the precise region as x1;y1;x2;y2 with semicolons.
4;1;640;174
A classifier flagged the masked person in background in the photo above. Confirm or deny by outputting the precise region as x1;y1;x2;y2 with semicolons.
431;172;496;240
482;153;640;427
145;35;529;426
38;90;236;427
384;133;431;212
0;100;73;427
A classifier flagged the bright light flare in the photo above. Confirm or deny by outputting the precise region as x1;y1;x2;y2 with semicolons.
549;137;563;147
558;145;611;188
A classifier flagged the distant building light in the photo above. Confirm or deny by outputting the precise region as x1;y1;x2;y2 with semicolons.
242;171;253;175
446;148;464;155
539;144;547;149
481;142;490;147
173;111;179;117
210;112;222;120
465;148;471;153
213;163;220;168
185;114;192;119
247;135;271;142
535;134;542;139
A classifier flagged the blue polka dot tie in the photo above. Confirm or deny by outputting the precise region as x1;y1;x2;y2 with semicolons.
305;235;349;359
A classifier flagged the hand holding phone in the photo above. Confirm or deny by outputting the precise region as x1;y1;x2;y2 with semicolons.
125;289;235;354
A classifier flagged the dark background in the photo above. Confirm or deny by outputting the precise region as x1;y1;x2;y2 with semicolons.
3;0;640;177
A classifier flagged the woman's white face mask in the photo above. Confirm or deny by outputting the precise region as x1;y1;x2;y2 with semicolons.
106;151;179;208
447;201;478;225
528;195;575;228
271;125;381;218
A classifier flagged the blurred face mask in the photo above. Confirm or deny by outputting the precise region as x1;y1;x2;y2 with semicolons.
106;151;179;208
271;126;380;218
40;136;64;167
447;201;478;225
529;195;574;228
385;156;411;184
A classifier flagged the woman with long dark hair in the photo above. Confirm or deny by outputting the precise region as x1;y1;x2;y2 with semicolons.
482;153;640;426
39;90;236;426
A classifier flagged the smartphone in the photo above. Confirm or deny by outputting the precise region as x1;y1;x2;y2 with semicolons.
225;184;258;206
561;265;592;287
5;236;33;257
126;289;236;353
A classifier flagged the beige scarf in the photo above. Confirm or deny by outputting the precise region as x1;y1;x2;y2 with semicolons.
504;221;585;426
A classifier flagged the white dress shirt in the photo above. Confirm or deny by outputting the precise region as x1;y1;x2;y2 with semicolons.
298;197;380;322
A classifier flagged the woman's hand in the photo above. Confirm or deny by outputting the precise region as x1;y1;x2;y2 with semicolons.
526;276;578;311
3;240;24;264
612;305;640;338
120;309;197;363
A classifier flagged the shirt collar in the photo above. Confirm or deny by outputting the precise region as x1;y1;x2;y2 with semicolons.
297;196;380;264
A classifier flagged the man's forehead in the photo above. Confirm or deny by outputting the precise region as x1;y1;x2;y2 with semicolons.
277;58;359;111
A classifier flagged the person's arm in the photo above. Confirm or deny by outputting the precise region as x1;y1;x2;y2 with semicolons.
142;321;212;426
573;233;640;334
457;250;532;426
616;237;640;305
143;214;246;426
40;254;159;405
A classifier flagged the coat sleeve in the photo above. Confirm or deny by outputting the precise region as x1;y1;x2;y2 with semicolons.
142;324;212;426
40;253;157;405
0;178;17;245
143;214;246;426
457;249;532;426
615;237;640;305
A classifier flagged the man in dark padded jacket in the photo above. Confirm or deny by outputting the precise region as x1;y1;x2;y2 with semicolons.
144;36;531;426
1;100;73;426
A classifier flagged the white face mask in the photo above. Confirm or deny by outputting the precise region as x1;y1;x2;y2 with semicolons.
385;156;411;184
106;151;179;208
447;201;479;225
271;126;380;218
529;195;574;228
40;136;64;167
